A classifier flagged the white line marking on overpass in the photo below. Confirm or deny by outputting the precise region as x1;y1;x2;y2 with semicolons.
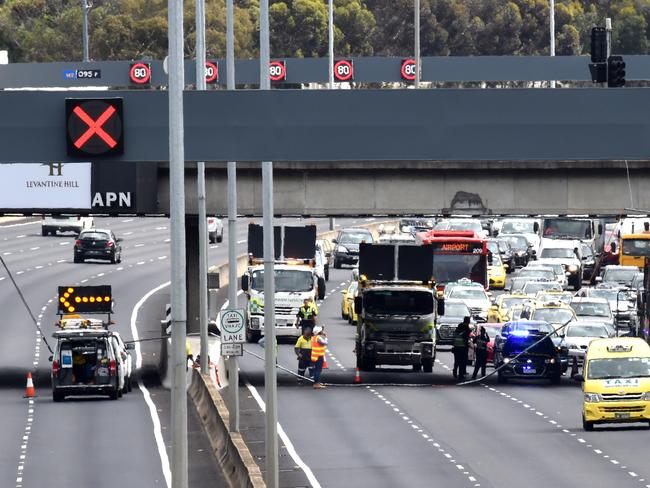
131;281;172;488
245;381;322;488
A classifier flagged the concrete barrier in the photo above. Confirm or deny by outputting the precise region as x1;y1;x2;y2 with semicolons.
188;369;265;488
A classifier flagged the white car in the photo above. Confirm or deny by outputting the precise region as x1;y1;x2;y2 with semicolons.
538;239;583;289
207;217;223;244
563;322;611;362
530;260;568;289
498;218;540;253
42;216;94;236
521;280;563;297
435;218;488;239
569;297;614;330
110;331;134;393
446;286;491;320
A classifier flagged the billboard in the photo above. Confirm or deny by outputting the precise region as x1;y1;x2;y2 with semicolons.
0;163;90;209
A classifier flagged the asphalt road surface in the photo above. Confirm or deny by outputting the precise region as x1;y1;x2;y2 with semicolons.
236;267;650;488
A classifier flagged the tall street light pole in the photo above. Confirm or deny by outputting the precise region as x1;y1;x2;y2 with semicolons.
415;0;421;88
549;0;555;88
259;0;279;486
81;0;90;62
328;0;334;88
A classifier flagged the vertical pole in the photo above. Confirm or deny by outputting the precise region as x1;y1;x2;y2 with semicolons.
260;0;278;486
549;0;555;88
328;0;334;88
81;0;90;62
195;0;209;377
415;0;420;88
226;0;240;434
169;0;188;484
606;17;612;87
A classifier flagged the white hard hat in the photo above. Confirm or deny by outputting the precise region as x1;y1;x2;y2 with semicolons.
312;326;323;335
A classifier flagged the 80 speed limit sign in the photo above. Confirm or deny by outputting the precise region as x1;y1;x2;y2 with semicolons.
269;60;286;82
400;59;416;81
333;59;354;82
129;62;151;85
205;61;218;84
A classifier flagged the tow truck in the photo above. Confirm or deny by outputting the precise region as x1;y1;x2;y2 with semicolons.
241;224;326;343
354;242;443;372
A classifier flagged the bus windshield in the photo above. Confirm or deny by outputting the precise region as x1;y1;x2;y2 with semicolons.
622;238;650;257
433;254;487;287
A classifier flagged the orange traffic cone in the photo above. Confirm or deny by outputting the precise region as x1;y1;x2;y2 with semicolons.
323;356;328;369
353;367;362;384
24;372;35;398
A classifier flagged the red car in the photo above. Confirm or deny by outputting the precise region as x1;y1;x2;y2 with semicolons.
482;323;503;364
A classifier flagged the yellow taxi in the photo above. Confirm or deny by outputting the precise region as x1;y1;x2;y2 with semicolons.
341;281;358;321
487;293;530;323
578;337;650;430
521;301;576;331
487;255;507;290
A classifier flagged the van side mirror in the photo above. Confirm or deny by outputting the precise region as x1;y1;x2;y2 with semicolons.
241;275;249;292
610;242;617;253
598;223;603;235
125;343;135;350
645;222;650;232
354;296;363;314
332;238;338;244
48;355;53;362
534;222;540;233
437;299;445;317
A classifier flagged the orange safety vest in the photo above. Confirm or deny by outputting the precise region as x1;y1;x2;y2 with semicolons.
310;336;326;362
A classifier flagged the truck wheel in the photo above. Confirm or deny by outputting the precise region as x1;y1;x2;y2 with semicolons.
42;228;49;236
317;277;326;299
109;388;119;400
412;363;422;372
217;233;223;243
422;358;433;373
324;266;330;281
582;416;594;431
246;329;261;343
333;258;341;269
52;390;64;402
73;254;83;263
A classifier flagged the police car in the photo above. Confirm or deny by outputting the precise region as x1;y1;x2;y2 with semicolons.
493;321;565;384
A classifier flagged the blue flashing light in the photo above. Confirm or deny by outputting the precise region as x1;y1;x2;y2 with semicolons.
510;329;530;338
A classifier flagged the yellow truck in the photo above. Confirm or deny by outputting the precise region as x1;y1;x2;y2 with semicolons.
577;337;650;431
618;232;650;269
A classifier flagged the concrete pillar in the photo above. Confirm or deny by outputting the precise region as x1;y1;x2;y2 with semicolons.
185;215;200;334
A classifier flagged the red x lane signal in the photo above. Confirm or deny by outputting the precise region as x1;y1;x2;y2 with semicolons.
66;98;124;157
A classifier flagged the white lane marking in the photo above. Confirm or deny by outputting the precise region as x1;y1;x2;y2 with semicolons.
158;256;167;260
221;290;245;310
97;272;105;277
59;242;70;246
130;281;172;488
0;221;39;228
134;243;145;248
123;231;133;236
29;247;39;251
3;252;12;255
122;218;134;223
245;382;322;488
236;239;247;244
137;261;145;265
56;259;66;263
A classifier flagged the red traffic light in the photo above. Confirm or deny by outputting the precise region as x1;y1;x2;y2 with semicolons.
66;98;124;157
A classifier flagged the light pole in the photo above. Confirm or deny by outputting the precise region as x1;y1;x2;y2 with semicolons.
415;0;420;88
549;0;555;88
328;0;334;88
81;0;91;62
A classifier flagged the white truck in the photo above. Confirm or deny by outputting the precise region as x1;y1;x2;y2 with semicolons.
241;260;325;343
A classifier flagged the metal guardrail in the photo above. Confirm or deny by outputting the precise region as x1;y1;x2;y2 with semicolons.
2;55;650;88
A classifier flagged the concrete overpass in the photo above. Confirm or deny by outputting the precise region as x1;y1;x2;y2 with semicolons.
157;160;650;217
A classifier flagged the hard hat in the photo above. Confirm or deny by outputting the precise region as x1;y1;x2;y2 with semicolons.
313;326;323;335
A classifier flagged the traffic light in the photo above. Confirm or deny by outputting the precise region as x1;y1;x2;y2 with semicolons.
66;98;124;158
591;27;607;63
608;55;626;87
588;63;607;83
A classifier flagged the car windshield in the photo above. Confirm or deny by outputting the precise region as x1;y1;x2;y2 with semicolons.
501;297;529;309
571;302;610;317
443;302;470;317
587;357;650;379
543;219;592;239
604;268;638;282
340;232;372;245
500;236;528;250
531;308;574;324
540;248;575;259
518;269;555;280
487;242;499;255
538;292;572;304
80;232;109;240
566;325;609;338
497;240;510;253
449;289;487;300
589;289;619;301
365;290;433;316
537;263;564;275
501;221;535;234
581;245;594;259
524;282;562;295
447;221;482;232
251;269;313;292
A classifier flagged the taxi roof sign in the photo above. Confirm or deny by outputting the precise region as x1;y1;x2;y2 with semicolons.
57;285;112;314
606;344;634;353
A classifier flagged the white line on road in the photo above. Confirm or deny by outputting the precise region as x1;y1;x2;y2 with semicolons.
122;218;134;223
245;382;322;488
59;242;70;246
0;221;38;228
134;243;144;247
131;281;172;488
29;247;39;251
123;231;133;236
236;239;247;244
